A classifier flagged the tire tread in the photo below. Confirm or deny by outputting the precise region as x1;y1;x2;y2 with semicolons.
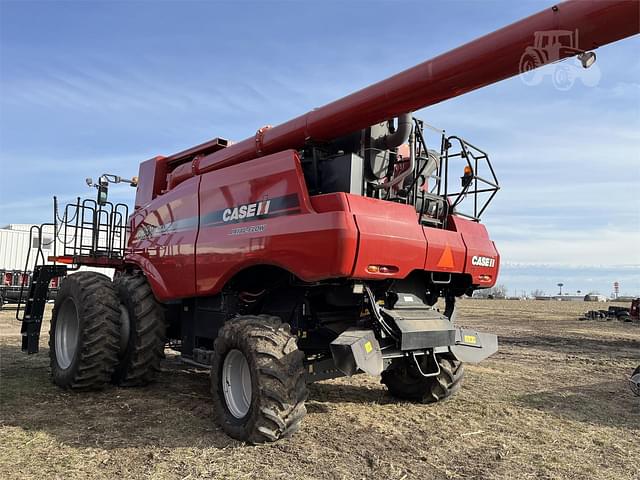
211;315;308;443
49;272;120;390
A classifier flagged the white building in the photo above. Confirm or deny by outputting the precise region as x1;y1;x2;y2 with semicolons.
0;224;114;277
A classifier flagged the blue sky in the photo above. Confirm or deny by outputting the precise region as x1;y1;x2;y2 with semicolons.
0;0;638;296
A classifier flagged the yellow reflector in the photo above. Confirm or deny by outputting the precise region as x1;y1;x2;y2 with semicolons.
364;341;373;353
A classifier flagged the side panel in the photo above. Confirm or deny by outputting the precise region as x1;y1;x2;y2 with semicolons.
134;156;168;210
195;150;358;295
347;195;426;279
423;226;467;275
127;176;199;301
449;216;500;287
338;195;497;283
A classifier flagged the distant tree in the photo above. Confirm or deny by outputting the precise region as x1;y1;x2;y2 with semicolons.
492;284;508;298
531;289;545;297
474;284;508;299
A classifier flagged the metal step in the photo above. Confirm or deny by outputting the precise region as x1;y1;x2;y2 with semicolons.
19;265;67;354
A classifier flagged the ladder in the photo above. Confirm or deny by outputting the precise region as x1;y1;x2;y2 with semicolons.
15;223;67;354
18;264;67;354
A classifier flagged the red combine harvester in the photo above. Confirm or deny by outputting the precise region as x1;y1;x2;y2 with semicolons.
17;1;639;442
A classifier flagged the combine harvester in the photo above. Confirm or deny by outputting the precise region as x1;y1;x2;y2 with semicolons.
17;1;639;442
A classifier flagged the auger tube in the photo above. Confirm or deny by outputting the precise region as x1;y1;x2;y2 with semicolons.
166;0;639;189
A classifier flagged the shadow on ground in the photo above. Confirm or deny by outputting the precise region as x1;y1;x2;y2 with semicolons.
0;343;395;450
500;334;639;357
517;380;640;430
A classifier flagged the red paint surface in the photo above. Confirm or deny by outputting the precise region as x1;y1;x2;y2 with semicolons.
128;176;200;301
126;150;500;300
448;216;500;284
195;151;358;295
134;156;167;209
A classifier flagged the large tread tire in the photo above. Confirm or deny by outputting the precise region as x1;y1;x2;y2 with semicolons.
211;315;308;443
49;272;120;390
112;272;166;387
381;354;464;404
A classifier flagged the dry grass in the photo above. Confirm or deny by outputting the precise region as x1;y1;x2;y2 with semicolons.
1;300;638;479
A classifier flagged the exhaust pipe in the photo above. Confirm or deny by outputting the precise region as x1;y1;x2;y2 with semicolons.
374;113;413;150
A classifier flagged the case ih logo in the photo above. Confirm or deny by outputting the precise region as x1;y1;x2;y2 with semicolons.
223;200;271;222
471;256;496;268
134;194;300;240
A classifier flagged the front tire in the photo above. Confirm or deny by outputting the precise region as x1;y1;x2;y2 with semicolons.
211;315;308;443
381;353;464;403
49;272;121;389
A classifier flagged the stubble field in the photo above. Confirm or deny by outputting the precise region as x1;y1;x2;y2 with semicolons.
1;299;638;480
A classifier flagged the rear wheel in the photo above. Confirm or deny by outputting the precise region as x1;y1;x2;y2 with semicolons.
112;273;167;386
381;353;464;403
49;272;120;389
211;315;308;443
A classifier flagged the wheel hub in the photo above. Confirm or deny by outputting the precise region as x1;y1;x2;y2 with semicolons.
222;349;252;419
55;297;80;369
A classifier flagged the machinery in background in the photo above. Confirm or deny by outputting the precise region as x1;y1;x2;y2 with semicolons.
580;299;640;322
0;270;59;309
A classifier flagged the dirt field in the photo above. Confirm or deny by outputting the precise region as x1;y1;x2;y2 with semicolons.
1;299;638;480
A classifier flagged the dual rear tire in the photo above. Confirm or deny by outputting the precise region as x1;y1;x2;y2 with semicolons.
49;271;166;390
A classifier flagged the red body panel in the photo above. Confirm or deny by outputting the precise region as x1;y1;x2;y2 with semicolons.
127;151;500;301
346;196;426;279
423;228;467;275
128;176;199;301
195;150;358;295
135;156;168;209
450;216;500;286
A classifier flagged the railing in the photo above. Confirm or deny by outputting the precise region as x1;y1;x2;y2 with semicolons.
16;223;56;322
55;197;130;259
440;136;500;221
405;120;499;227
15;197;130;322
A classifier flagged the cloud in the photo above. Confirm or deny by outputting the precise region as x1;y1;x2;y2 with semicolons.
494;227;640;266
498;262;640;296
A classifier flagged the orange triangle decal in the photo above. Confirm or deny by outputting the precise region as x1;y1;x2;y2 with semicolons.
437;244;455;268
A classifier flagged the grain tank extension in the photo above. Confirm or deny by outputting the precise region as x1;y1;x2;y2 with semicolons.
17;0;639;443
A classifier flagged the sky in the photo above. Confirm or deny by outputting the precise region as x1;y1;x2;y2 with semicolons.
0;0;639;296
